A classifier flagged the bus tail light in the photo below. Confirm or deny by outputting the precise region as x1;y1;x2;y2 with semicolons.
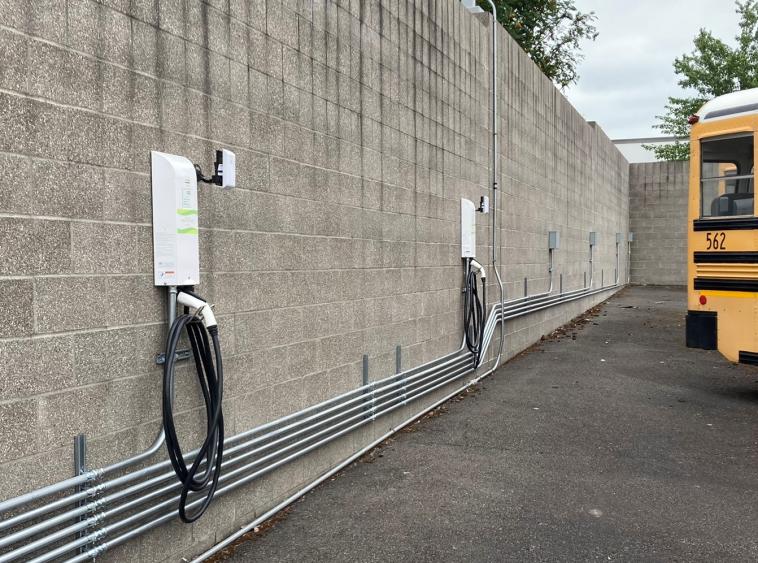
699;295;707;305
688;114;700;125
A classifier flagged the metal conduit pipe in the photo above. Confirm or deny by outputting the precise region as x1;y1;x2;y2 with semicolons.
479;267;595;353
24;362;478;563
0;351;472;550
116;362;476;563
156;304;600;563
501;284;618;322
479;288;587;356
12;276;599;555
479;287;598;367
0;346;470;535
485;0;506;380
492;254;618;334
492;258;620;331
12;363;470;563
480;249;554;349
14;371;472;561
479;233;576;372
0;340;175;517
478;254;621;368
0;351;469;534
476;253;555;356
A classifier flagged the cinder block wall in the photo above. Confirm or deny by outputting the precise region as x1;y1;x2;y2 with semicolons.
0;1;628;560
629;161;688;285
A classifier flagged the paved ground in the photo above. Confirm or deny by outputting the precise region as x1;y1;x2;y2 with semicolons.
220;287;758;562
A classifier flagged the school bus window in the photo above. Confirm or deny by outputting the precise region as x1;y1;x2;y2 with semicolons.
700;134;754;217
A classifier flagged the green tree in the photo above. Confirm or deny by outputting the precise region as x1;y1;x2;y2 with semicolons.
646;1;758;160
479;0;598;89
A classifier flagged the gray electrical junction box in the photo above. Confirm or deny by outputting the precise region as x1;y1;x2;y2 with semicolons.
548;231;560;250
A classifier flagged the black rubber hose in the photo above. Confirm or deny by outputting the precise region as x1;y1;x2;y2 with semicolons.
464;262;485;363
162;311;224;523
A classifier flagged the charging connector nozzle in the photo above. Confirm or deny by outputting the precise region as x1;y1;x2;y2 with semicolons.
470;259;486;279
176;292;217;328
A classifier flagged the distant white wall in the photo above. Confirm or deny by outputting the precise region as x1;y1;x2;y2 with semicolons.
612;137;688;163
616;143;661;163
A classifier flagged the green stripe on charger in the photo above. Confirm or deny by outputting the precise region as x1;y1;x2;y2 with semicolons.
177;209;198;216
177;227;199;235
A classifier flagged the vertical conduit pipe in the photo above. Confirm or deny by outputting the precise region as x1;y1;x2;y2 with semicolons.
483;0;505;376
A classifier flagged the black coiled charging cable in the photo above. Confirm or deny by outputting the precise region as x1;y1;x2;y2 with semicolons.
162;291;224;523
464;259;486;364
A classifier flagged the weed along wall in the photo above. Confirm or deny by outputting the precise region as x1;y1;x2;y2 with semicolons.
0;1;628;561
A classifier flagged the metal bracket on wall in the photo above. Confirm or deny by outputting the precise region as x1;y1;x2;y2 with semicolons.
73;434;88;555
395;345;407;405
362;355;373;419
154;349;191;365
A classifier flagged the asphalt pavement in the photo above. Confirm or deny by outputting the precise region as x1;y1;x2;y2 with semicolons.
218;286;758;562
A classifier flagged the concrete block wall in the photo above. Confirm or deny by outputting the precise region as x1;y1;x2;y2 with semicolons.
629;161;688;285
0;1;628;560
494;18;630;357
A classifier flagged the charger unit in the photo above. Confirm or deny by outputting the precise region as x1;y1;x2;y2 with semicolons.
151;151;200;287
461;198;476;258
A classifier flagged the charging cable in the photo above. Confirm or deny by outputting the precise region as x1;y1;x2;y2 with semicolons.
464;259;486;364
162;290;224;523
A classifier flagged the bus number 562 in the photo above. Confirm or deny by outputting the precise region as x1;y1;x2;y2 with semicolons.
705;232;726;250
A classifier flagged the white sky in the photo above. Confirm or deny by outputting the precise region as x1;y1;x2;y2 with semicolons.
564;0;742;141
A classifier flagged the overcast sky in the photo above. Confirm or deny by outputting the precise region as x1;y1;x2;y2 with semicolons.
564;0;742;140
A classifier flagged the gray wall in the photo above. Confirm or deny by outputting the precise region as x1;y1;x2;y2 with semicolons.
0;1;628;560
629;161;689;285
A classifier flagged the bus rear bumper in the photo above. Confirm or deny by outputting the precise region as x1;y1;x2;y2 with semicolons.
686;310;717;350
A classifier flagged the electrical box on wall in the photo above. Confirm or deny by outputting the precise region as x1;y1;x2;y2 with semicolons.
589;231;597;247
216;149;236;189
151;151;200;287
479;196;489;213
616;232;623;244
548;231;560;250
628;232;635;242
461;198;476;258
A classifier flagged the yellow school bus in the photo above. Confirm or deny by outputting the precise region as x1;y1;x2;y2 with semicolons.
687;88;758;363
